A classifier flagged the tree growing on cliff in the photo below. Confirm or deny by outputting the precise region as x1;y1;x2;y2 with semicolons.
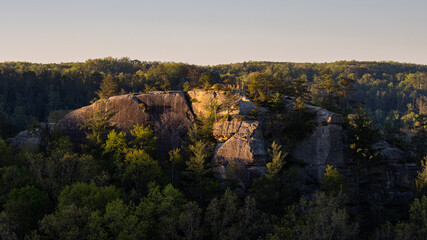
292;97;307;111
184;140;218;202
251;142;299;214
266;141;287;179
312;69;340;111
96;75;119;99
247;72;272;102
221;90;239;118
186;140;211;177
287;75;311;101
338;77;356;110
348;108;380;165
321;165;345;194
81;99;116;157
199;72;214;90
168;148;184;186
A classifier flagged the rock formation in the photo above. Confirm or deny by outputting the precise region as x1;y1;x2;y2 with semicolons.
9;89;420;226
212;120;267;187
288;99;419;227
187;89;256;118
59;91;194;160
291;104;347;187
188;90;268;189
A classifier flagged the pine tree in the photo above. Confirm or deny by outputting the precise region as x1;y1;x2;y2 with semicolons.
187;140;211;177
288;75;311;100
313;69;340;110
266;141;287;179
221;90;239;118
321;165;345;194
80;99;116;157
96;75;119;99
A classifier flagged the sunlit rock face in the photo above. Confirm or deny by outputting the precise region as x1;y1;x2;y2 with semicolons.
188;89;268;189
212;120;268;188
212;120;266;166
187;89;256;118
59;91;194;160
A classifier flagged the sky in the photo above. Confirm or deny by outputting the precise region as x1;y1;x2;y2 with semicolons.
0;0;426;65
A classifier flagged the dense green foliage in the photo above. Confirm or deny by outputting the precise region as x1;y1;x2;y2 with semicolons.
0;58;426;239
1;58;426;134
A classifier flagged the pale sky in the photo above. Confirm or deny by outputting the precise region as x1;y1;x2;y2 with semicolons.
1;0;426;65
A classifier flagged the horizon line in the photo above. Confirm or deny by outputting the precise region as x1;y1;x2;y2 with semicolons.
1;57;427;67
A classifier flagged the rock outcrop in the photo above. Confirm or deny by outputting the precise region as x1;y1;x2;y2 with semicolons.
292;106;346;185
9;89;419;226
187;90;256;118
373;141;408;161
212;120;266;166
212;120;267;186
188;90;268;189
289;100;419;227
7;123;56;152
212;118;243;142
59;91;194;160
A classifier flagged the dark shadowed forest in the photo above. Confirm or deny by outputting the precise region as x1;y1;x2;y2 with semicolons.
0;57;426;239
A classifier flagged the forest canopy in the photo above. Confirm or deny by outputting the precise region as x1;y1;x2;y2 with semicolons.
0;57;426;239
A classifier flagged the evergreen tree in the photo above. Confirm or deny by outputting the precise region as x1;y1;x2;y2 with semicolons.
221;90;240;118
186;140;211;177
96;75;119;99
81;99;116;157
321;165;345;194
312;69;340;110
347;107;380;165
288;75;311;100
168;148;184;186
265;141;287;179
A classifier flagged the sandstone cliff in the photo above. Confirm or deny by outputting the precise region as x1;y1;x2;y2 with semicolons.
187;90;268;190
10;89;419;224
187;89;257;118
59;91;194;160
287;99;418;227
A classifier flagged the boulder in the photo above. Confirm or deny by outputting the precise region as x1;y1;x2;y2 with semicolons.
373;141;407;161
212;120;267;186
213;120;266;166
8;123;56;152
293;123;345;181
212;119;243;142
59;91;194;160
